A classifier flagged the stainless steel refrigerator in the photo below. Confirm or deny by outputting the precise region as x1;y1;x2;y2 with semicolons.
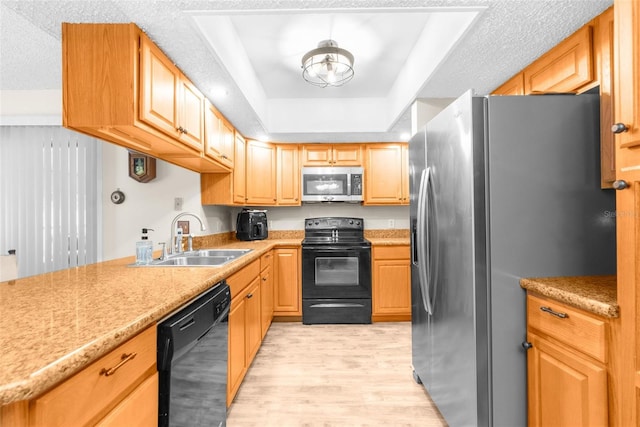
409;90;616;427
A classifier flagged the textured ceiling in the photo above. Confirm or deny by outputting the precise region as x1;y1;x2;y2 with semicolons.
0;0;613;143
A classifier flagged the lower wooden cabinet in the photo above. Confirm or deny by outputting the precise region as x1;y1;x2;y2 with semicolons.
0;326;158;427
226;259;262;406
526;293;610;427
260;251;274;338
372;245;411;322
273;247;301;316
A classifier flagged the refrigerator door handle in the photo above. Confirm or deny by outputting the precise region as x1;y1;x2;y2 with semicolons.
416;168;433;315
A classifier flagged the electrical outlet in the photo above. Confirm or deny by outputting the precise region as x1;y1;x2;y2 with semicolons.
174;197;183;211
388;219;395;228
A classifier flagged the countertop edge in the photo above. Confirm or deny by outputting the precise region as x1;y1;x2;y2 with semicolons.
520;275;618;318
0;239;301;406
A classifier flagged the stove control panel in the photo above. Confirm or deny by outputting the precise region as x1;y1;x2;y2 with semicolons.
305;217;364;231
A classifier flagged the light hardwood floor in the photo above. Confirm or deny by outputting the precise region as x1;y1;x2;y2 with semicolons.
227;322;447;426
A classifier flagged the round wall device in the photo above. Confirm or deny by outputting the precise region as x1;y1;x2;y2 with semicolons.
110;189;125;204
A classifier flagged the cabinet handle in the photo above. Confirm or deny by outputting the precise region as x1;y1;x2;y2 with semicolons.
262;277;267;281
613;180;629;190
522;341;533;350
611;123;629;134
247;293;253;299
540;306;568;319
99;352;137;377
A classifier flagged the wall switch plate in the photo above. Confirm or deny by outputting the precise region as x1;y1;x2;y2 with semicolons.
388;219;395;228
174;197;183;211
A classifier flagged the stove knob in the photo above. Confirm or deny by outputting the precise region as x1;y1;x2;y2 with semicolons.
314;221;319;225
356;221;360;226
349;220;354;224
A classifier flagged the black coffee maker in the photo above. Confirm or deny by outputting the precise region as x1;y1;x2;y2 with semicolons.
236;209;268;241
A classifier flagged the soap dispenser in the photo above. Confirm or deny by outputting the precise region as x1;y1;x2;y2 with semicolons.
135;228;154;265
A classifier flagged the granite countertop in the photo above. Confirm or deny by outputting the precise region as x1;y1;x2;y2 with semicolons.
520;275;618;318
365;229;410;246
0;237;301;406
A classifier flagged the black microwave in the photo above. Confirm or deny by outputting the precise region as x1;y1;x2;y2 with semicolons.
301;167;364;203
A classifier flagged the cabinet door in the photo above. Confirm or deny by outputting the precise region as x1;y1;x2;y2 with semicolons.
332;144;363;165
204;101;233;169
139;35;179;137
596;7;615;188
95;373;158;427
613;1;640;424
246;140;276;205
372;259;411;317
233;133;247;204
492;72;525;95
177;78;205;151
227;298;246;405
364;144;404;204
401;144;409;204
260;263;274;339
273;248;300;315
276;144;300;205
244;278;262;366
301;144;333;166
527;333;608;427
524;26;594;93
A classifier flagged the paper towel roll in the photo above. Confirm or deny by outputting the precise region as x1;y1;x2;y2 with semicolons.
0;254;18;281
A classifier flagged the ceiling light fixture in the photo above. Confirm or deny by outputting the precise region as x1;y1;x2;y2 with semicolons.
301;39;354;88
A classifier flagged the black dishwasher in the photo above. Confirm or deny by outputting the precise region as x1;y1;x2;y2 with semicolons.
158;280;230;427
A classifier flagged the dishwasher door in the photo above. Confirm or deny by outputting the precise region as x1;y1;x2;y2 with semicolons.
158;280;230;427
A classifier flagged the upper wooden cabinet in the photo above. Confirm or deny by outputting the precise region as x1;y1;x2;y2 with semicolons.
301;144;363;166
204;100;234;170
492;73;525;96
276;144;301;205
140;36;206;151
364;143;409;205
524;26;594;94
62;23;229;173
246;140;277;205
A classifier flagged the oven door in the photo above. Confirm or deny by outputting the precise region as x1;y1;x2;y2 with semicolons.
302;245;371;299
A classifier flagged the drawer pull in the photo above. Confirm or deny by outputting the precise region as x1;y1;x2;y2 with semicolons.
540;306;568;319
99;352;137;377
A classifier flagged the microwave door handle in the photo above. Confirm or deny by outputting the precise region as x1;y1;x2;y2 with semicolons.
347;173;352;196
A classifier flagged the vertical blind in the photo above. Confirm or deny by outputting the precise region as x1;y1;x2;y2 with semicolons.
0;126;100;279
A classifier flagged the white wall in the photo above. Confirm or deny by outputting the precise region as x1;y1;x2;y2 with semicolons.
101;143;233;260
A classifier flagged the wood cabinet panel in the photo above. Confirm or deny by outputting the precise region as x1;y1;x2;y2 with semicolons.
260;261;274;339
273;248;301;315
596;7;616;187
527;294;606;362
246;140;277;205
492;72;525;95
233;133;247;204
227;295;246;405
372;246;411;322
95;373;158;427
364;143;409;205
245;278;262;364
613;1;640;425
524;26;594;93
276;144;300;205
301;144;362;166
31;326;156;427
204;100;233;170
527;333;608;427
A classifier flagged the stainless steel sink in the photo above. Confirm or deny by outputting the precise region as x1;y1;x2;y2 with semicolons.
131;248;252;267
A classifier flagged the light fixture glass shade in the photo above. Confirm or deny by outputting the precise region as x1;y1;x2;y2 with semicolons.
301;40;354;88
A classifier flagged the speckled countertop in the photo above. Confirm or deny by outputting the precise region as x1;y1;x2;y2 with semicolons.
0;237;300;406
520;275;618;318
0;229;409;406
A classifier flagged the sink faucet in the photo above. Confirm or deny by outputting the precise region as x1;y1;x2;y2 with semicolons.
170;212;206;254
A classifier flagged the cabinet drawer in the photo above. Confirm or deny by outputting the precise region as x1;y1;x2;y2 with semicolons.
31;326;156;427
373;245;410;260
527;294;606;362
260;251;273;271
95;373;158;427
227;259;260;298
